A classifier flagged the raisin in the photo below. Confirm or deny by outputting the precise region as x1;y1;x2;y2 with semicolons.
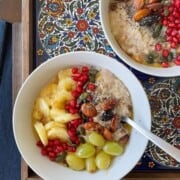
139;14;161;26
101;110;114;121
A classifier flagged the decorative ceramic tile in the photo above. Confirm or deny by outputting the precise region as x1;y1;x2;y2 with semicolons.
35;0;180;171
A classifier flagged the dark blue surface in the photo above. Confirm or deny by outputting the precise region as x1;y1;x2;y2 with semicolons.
0;20;21;180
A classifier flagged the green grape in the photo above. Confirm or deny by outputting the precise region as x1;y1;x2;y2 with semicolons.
66;153;85;170
88;131;105;147
95;151;111;170
76;143;96;158
85;157;97;173
103;141;124;156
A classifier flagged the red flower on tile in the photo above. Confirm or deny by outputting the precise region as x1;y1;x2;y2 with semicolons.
164;128;171;135
173;105;180;112
68;31;75;38
76;20;89;31
77;8;83;14
93;27;99;34
172;117;180;128
148;161;155;168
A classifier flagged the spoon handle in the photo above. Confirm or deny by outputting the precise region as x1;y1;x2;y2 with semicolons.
125;117;180;162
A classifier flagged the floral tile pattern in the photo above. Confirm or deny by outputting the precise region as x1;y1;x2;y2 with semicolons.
146;78;180;168
35;0;180;171
38;0;116;59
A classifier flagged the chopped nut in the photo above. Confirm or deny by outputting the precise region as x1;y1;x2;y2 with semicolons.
133;0;145;10
81;103;97;117
110;115;119;132
97;98;118;111
133;8;151;21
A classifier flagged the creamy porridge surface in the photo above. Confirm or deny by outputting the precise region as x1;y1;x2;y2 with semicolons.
93;69;133;142
94;69;132;117
109;0;180;67
110;2;157;56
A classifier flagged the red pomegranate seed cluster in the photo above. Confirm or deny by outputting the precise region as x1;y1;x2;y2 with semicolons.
65;66;96;113
155;0;180;67
162;0;180;48
36;139;76;161
67;118;83;145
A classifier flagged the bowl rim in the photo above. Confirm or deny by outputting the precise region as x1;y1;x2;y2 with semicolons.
13;51;151;180
99;0;180;77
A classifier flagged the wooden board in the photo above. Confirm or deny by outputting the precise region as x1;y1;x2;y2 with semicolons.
12;0;180;179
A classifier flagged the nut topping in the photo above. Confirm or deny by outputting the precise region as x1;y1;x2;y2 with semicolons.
81;103;97;117
133;0;145;10
97;98;118;111
133;8;151;21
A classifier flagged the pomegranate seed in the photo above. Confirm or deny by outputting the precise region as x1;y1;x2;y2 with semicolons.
174;60;180;65
36;140;43;147
75;139;80;145
82;66;89;73
69;99;77;107
155;43;162;51
68;146;76;152
72;90;79;98
48;140;54;146
168;23;175;28
70;119;80;127
72;76;79;81
171;30;177;36
162;49;169;57
70;126;76;133
170;42;177;48
161;62;169;68
168;16;175;22
56;146;63;153
169;6;174;12
173;37;178;43
72;67;78;74
48;152;56;158
79;75;86;83
70;136;78;142
49;157;55;161
47;147;53;152
77;81;83;87
69;108;79;114
88;83;96;90
62;143;68;150
41;148;48;156
68;129;75;137
76;86;82;93
162;19;168;25
176;55;180;61
78;118;83;124
175;19;180;24
166;36;172;42
53;139;61;146
72;73;81;78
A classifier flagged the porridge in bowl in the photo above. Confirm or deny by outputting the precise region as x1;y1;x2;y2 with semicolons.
109;0;180;67
32;66;133;172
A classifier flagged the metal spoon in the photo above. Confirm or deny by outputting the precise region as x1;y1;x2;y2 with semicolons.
121;116;180;162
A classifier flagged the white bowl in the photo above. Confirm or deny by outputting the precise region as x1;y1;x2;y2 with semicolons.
13;51;151;180
99;0;180;77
